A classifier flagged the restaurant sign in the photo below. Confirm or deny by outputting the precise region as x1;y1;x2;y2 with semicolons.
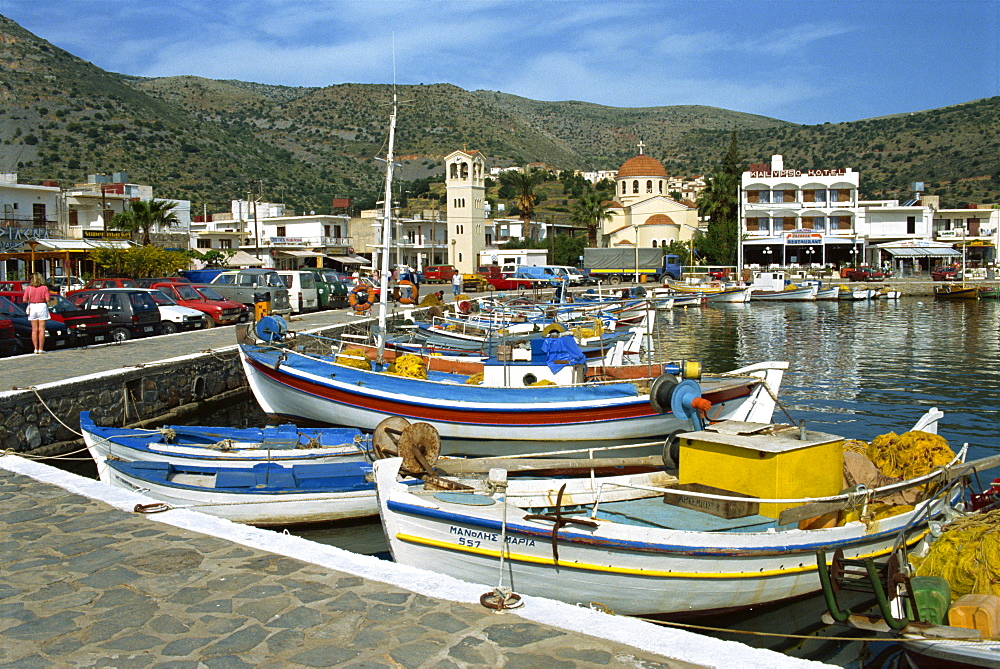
785;232;823;245
0;226;47;251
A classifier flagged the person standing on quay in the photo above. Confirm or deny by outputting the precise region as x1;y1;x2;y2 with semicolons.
22;273;50;354
451;271;462;298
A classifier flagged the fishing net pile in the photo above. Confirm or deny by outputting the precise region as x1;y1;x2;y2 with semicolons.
386;354;427;379
334;348;371;370
843;430;954;480
910;509;1000;600
419;293;443;306
464;372;484;385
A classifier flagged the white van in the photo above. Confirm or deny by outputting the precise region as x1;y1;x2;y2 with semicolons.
277;270;319;313
549;265;586;285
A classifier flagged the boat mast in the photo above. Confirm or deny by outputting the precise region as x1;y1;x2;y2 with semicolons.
376;92;398;363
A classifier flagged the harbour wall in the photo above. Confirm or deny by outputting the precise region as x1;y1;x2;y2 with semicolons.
0;320;354;455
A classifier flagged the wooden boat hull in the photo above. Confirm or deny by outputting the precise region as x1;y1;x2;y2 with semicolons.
934;286;980;300
750;287;816;301
814;287;841;301
80;412;370;484
239;343;786;453
374;457;942;617
109;459;378;526
706;287;752;303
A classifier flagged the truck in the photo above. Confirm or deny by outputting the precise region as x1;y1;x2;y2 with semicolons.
583;248;683;284
193;269;292;316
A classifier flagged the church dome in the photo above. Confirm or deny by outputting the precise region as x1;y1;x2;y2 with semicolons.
645;214;677;226
617;154;667;179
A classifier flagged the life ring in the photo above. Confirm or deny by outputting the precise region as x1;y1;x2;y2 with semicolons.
349;285;373;312
457;300;471;314
394;280;419;305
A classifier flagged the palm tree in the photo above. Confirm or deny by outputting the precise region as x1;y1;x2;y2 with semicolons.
695;129;743;265
500;168;546;240
572;187;613;246
111;199;180;246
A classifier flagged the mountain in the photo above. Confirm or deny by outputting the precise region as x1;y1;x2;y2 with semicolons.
1;14;998;216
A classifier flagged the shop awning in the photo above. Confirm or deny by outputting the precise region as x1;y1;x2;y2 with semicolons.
274;249;325;258
225;250;266;267
326;255;367;264
882;246;961;257
32;239;136;251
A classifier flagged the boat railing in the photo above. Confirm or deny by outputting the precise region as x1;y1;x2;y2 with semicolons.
587;445;972;521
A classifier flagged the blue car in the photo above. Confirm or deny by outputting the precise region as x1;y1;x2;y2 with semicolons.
0;295;74;354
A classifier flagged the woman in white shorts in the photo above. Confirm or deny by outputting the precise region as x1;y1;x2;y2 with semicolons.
21;273;51;353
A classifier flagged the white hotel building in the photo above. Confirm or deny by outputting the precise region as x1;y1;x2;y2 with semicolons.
737;155;998;272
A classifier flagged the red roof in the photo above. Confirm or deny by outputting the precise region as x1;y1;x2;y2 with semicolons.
617;155;667;178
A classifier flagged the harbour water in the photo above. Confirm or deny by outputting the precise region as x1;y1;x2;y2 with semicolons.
54;296;1000;667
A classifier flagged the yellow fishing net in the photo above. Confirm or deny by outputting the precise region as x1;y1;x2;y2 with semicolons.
419;293;443;306
334;348;370;370
572;327;596;340
385;354;427;379
465;372;484;385
866;431;955;479
911;509;1000;600
530;379;556;386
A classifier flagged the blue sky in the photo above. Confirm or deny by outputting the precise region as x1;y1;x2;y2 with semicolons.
2;0;997;125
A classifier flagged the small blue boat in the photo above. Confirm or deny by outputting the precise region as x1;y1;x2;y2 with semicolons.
81;411;371;484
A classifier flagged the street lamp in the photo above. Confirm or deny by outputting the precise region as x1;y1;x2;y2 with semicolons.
805;246;816;267
763;246;772;267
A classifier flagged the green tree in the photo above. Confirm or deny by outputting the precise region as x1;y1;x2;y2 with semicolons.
571;186;613;246
89;245;190;278
500;168;546;240
696;129;743;265
110;199;180;246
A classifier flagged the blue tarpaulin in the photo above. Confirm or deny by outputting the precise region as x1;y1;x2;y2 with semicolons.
540;334;587;373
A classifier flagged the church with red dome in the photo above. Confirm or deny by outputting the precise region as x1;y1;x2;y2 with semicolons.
602;143;700;249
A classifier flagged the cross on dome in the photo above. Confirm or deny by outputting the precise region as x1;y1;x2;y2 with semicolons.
637;140;645;155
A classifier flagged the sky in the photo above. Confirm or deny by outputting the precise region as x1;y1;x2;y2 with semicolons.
1;0;998;125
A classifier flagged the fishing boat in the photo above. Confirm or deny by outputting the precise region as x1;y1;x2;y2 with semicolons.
816;473;1000;669
106;459;378;526
977;286;1000;299
238;317;787;454
80;411;371;484
749;286;816;301
815;286;841;301
838;286;875;300
375;409;967;617
934;285;980;300
874;287;902;299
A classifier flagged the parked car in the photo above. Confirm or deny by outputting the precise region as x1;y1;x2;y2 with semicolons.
66;289;161;342
39;295;113;346
423;265;458;283
151;283;244;327
200;269;292;316
135;277;192;288
133;288;206;334
50;275;86;294
76;278;140;291
299;267;352;309
277;270;319;313
841;266;886;282
0;316;18;357
0;295;73;353
477;266;533;291
931;266;959;281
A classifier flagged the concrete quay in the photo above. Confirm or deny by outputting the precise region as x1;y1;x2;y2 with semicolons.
0;458;829;669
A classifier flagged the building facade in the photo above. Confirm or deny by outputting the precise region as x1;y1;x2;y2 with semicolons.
444;149;488;273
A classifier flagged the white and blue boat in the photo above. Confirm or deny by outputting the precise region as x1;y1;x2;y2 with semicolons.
106;459;377;526
81;411;371;484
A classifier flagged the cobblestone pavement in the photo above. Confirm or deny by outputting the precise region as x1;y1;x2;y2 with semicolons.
0;468;706;668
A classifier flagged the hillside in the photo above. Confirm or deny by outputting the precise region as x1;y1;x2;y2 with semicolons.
0;14;997;215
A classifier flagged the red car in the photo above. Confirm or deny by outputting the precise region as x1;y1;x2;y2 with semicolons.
931;267;959;281
77;278;140;291
422;265;458;283
151;282;244;327
34;294;113;346
842;266;886;282
0;316;17;357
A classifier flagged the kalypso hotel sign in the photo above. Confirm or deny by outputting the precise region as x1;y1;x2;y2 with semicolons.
749;168;848;178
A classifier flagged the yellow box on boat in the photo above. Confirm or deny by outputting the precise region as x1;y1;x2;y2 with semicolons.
677;421;844;519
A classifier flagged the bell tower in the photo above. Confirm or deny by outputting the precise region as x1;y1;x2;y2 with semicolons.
444;149;487;274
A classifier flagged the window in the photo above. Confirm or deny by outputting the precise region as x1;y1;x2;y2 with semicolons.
839;190;851;203
906;216;916;235
813;216;826;231
632;180;639;194
450;163;458;179
32;203;46;224
758;190;771;204
276;226;286;237
652;240;658;248
220;239;232;249
69;210;78;226
197;239;212;249
815;189;827;203
772;190;783;203
658;181;663;194
621;181;626;194
646;180;653;193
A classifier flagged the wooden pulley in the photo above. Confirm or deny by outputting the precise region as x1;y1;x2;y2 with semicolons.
397;421;441;474
373;416;411;459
